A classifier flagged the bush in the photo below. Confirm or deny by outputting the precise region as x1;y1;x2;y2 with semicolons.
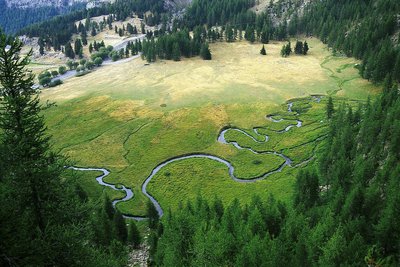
58;66;67;75
94;57;103;66
38;71;51;80
75;70;90;77
85;61;95;70
48;79;63;87
66;60;74;70
51;70;59;77
110;52;120;62
39;76;51;86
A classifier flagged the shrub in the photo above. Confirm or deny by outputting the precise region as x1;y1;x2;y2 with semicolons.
58;66;67;75
48;79;63;87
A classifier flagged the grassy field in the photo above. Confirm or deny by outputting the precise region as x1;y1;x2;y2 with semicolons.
41;38;379;216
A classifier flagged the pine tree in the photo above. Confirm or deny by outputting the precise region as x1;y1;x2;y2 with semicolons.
113;211;128;243
260;45;266;55
261;27;269;44
327;97;334;119
104;194;115;220
172;42;181;61
128;222;141;248
147;201;159;229
295;40;304;54
64;42;75;59
81;31;88;46
200;43;212;60
91;26;97;37
303;41;309;55
0;31;111;266
74;39;82;58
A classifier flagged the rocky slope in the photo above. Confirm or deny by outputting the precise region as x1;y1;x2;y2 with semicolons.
5;0;88;8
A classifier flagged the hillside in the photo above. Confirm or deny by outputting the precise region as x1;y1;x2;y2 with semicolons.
1;0;400;266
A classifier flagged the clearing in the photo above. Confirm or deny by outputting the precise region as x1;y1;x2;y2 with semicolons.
41;38;379;216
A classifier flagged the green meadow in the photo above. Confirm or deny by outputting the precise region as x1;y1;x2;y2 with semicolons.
41;38;379;216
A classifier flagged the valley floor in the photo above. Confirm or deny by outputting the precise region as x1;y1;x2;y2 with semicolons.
41;38;379;216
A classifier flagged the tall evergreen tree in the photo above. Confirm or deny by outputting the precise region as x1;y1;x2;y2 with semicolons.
200;43;212;60
326;97;334;119
114;211;128;243
0;30;123;267
260;45;266;55
303;41;309;55
128;222;141;248
147;201;159;229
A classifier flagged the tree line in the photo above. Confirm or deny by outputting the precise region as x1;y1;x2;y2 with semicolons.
0;0;86;34
142;29;211;62
18;0;165;52
294;0;400;83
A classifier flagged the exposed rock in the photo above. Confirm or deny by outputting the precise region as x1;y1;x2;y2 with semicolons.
164;0;192;12
128;242;150;267
5;0;88;9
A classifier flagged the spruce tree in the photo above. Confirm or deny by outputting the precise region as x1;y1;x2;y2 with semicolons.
327;97;334;119
104;194;115;220
200;43;212;60
295;40;304;54
260;45;266;55
172;42;181;61
64;42;75;59
303;41;309;55
147;201;159;229
128;222;141;248
0;30;113;266
114;211;128;243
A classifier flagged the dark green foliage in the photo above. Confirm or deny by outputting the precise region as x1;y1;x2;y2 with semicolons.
128;222;141;248
51;70;59;77
155;195;286;266
17;0;165;51
294;169;319;210
184;0;255;28
326;97;334;119
147;201;159;230
297;0;400;82
58;65;67;75
294;40;303;55
48;79;63;87
153;81;400;265
0;32;126;267
281;42;292;57
94;57;103;66
260;45;266;55
64;42;75;59
200;43;212;60
114;211;128;243
0;1;85;34
104;194;115;220
172;42;181;61
303;41;309;55
245;25;256;43
74;39;83;58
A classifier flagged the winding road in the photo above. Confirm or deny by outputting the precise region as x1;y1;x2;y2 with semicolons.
71;100;323;220
49;34;146;84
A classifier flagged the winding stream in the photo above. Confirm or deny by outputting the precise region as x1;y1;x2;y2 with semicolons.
71;101;319;220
